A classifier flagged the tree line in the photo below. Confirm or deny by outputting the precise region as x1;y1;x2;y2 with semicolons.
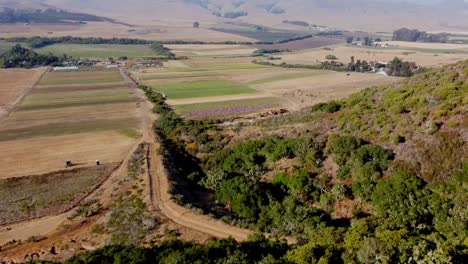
3;34;316;49
253;56;420;77
0;44;67;68
393;28;449;43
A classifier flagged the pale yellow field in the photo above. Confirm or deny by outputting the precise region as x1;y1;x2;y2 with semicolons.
167;44;256;57
0;70;142;179
253;72;400;110
381;41;468;50
0;68;46;119
0;103;138;131
0;131;135;179
0;22;255;42
278;45;468;67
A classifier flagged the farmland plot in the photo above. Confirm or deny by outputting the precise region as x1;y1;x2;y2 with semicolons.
0;68;46;119
154;80;256;99
175;97;282;118
38;69;124;86
0;69;141;178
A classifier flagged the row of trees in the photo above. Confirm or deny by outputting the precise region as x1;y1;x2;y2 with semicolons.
393;28;449;43
255;56;419;76
5;36;155;49
5;34;315;48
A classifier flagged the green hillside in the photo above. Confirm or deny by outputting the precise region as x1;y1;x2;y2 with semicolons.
66;61;468;263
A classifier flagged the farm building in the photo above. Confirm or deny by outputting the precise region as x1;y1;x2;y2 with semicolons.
53;66;79;71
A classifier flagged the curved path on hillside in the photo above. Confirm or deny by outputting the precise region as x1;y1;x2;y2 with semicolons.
146;141;253;241
124;67;253;240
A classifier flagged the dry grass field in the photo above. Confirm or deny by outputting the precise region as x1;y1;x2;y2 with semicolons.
0;22;255;42
277;44;468;67
252;72;400;110
0;69;141;179
166;44;256;57
0;68;47;119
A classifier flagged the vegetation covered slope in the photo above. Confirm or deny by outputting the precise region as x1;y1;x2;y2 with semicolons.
0;44;66;68
64;61;467;263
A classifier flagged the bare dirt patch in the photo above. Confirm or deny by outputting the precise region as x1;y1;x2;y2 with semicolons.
253;72;400;110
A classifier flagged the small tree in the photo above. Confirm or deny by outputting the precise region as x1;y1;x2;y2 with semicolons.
346;36;354;44
325;54;337;60
193;21;200;28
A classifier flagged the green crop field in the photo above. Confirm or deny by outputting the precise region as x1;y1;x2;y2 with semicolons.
36;44;162;59
39;70;123;85
154;80;257;99
248;71;330;85
142;72;221;81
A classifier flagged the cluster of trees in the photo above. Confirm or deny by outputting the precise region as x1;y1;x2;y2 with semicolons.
253;60;348;72
134;62;467;263
136;105;468;263
255;56;419;76
283;20;309;27
0;44;66;68
393;28;449;43
62;235;290;263
0;8;113;24
150;43;176;59
386;57;418;77
253;49;289;56
346;36;379;46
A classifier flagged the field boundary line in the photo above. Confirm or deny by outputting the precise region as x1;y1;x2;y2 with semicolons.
0;67;49;124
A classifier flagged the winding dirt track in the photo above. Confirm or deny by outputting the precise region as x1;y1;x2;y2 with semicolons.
146;142;253;241
125;65;255;241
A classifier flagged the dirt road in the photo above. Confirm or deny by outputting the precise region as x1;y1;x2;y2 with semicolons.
146;142;253;241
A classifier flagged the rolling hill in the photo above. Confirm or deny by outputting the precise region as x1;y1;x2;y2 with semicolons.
1;0;467;32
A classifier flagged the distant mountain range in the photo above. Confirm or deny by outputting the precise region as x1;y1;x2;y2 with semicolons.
1;0;467;32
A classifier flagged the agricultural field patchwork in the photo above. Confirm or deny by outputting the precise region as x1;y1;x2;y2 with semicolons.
0;69;141;178
134;49;400;114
